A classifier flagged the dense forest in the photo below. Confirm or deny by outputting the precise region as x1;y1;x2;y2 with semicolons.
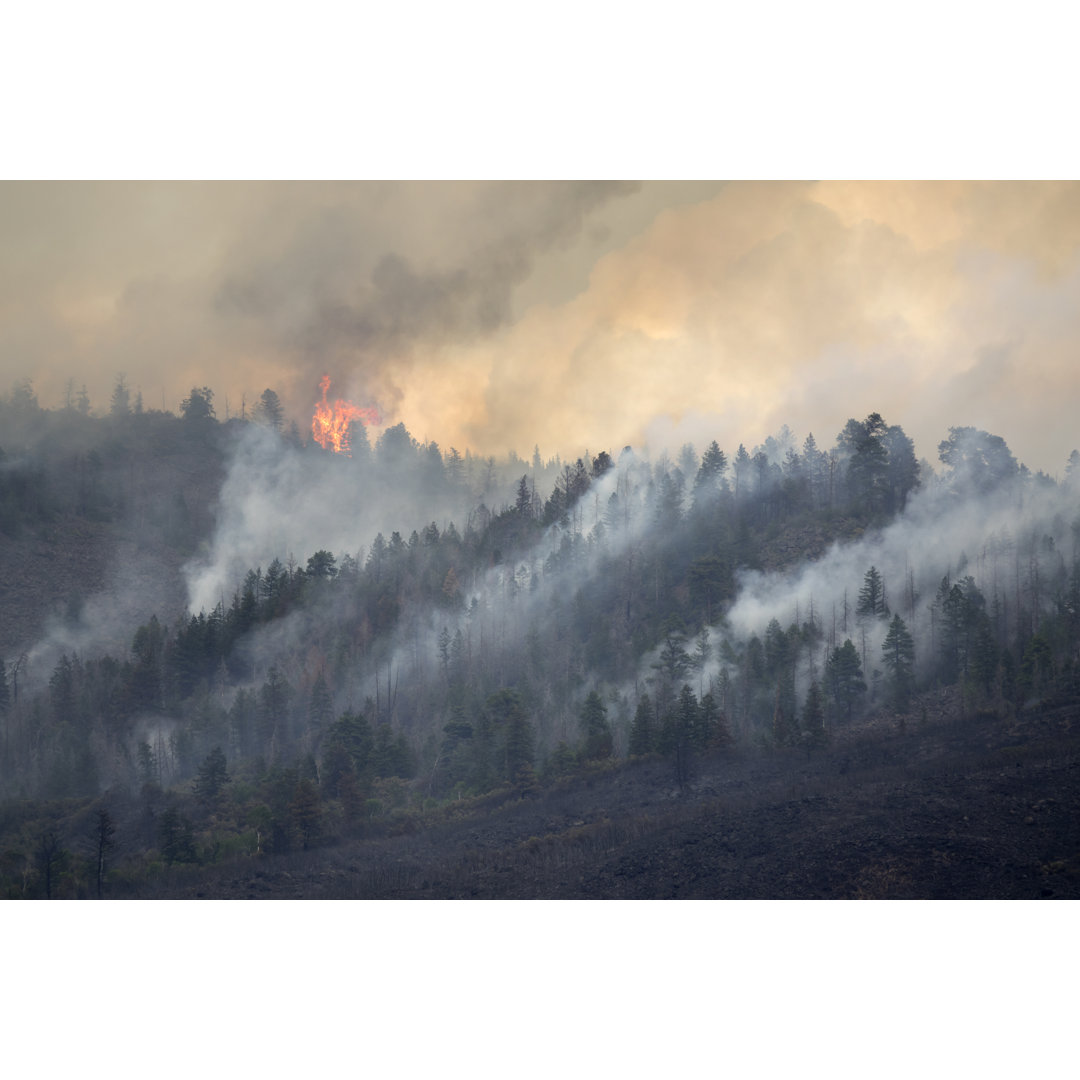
2;375;1079;897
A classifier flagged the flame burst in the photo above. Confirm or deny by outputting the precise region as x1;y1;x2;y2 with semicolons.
312;375;380;453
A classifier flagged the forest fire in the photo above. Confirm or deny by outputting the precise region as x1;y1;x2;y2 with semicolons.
311;375;380;453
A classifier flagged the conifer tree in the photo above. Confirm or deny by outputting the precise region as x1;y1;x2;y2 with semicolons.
254;388;284;431
692;441;728;507
544;740;576;781
802;681;827;748
856;566;889;619
291;778;322;850
700;691;731;749
320;737;358;800
504;714;538;793
110;373;131;416
826;639;866;724
663;684;700;786
193;746;231;808
579;690;614;761
157;807;197;865
882;614;916;711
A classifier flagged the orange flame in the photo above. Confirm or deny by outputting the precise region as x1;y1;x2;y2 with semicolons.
312;375;380;454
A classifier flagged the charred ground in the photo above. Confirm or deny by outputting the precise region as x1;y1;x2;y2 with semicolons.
15;687;1073;900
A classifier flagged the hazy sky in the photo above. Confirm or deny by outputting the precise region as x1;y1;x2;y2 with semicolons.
2;180;1078;474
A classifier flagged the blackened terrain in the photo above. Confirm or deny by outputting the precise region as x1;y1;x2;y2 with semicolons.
132;694;1080;899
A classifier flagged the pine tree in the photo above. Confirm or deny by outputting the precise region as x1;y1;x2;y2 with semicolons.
255;388;284;431
660;686;704;790
180;386;215;422
542;741;576;782
802;681;827;749
700;691;731;749
320;737;358;801
839;412;889;515
826;639;866;724
515;474;532;517
654;629;692;688
193;746;231;808
733;443;751;502
109;373;131;416
882;614;916;711
692;441;728;507
579;690;614;761
157;807;197;865
291;778;322;850
504;713;537;792
969;612;998;695
856;566;889;619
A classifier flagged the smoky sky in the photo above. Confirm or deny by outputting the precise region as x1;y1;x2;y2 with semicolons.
2;180;1079;474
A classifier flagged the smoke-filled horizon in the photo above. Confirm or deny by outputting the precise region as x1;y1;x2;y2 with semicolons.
2;181;1080;478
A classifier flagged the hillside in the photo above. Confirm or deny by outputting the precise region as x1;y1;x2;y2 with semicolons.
10;685;1078;900
2;394;1079;899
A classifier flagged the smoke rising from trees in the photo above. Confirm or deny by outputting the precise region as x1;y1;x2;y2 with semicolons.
3;182;1079;475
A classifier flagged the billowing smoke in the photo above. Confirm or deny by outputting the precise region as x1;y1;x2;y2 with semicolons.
721;476;1076;680
183;422;508;616
184;412;1077;755
211;181;642;419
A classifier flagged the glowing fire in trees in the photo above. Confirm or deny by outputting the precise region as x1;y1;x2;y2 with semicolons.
311;375;381;453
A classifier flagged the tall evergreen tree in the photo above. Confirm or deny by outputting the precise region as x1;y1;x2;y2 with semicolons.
254;388;284;431
882;614;916;711
157;807;197;865
109;373;131;417
838;412;889;515
701;691;732;749
667;684;700;787
856;566;889;619
291;778;322;850
193;746;231;808
180;386;215;422
515;475;533;517
692;441;728;505
579;690;614;761
883;424;919;511
802;680;827;748
826;639;866;723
